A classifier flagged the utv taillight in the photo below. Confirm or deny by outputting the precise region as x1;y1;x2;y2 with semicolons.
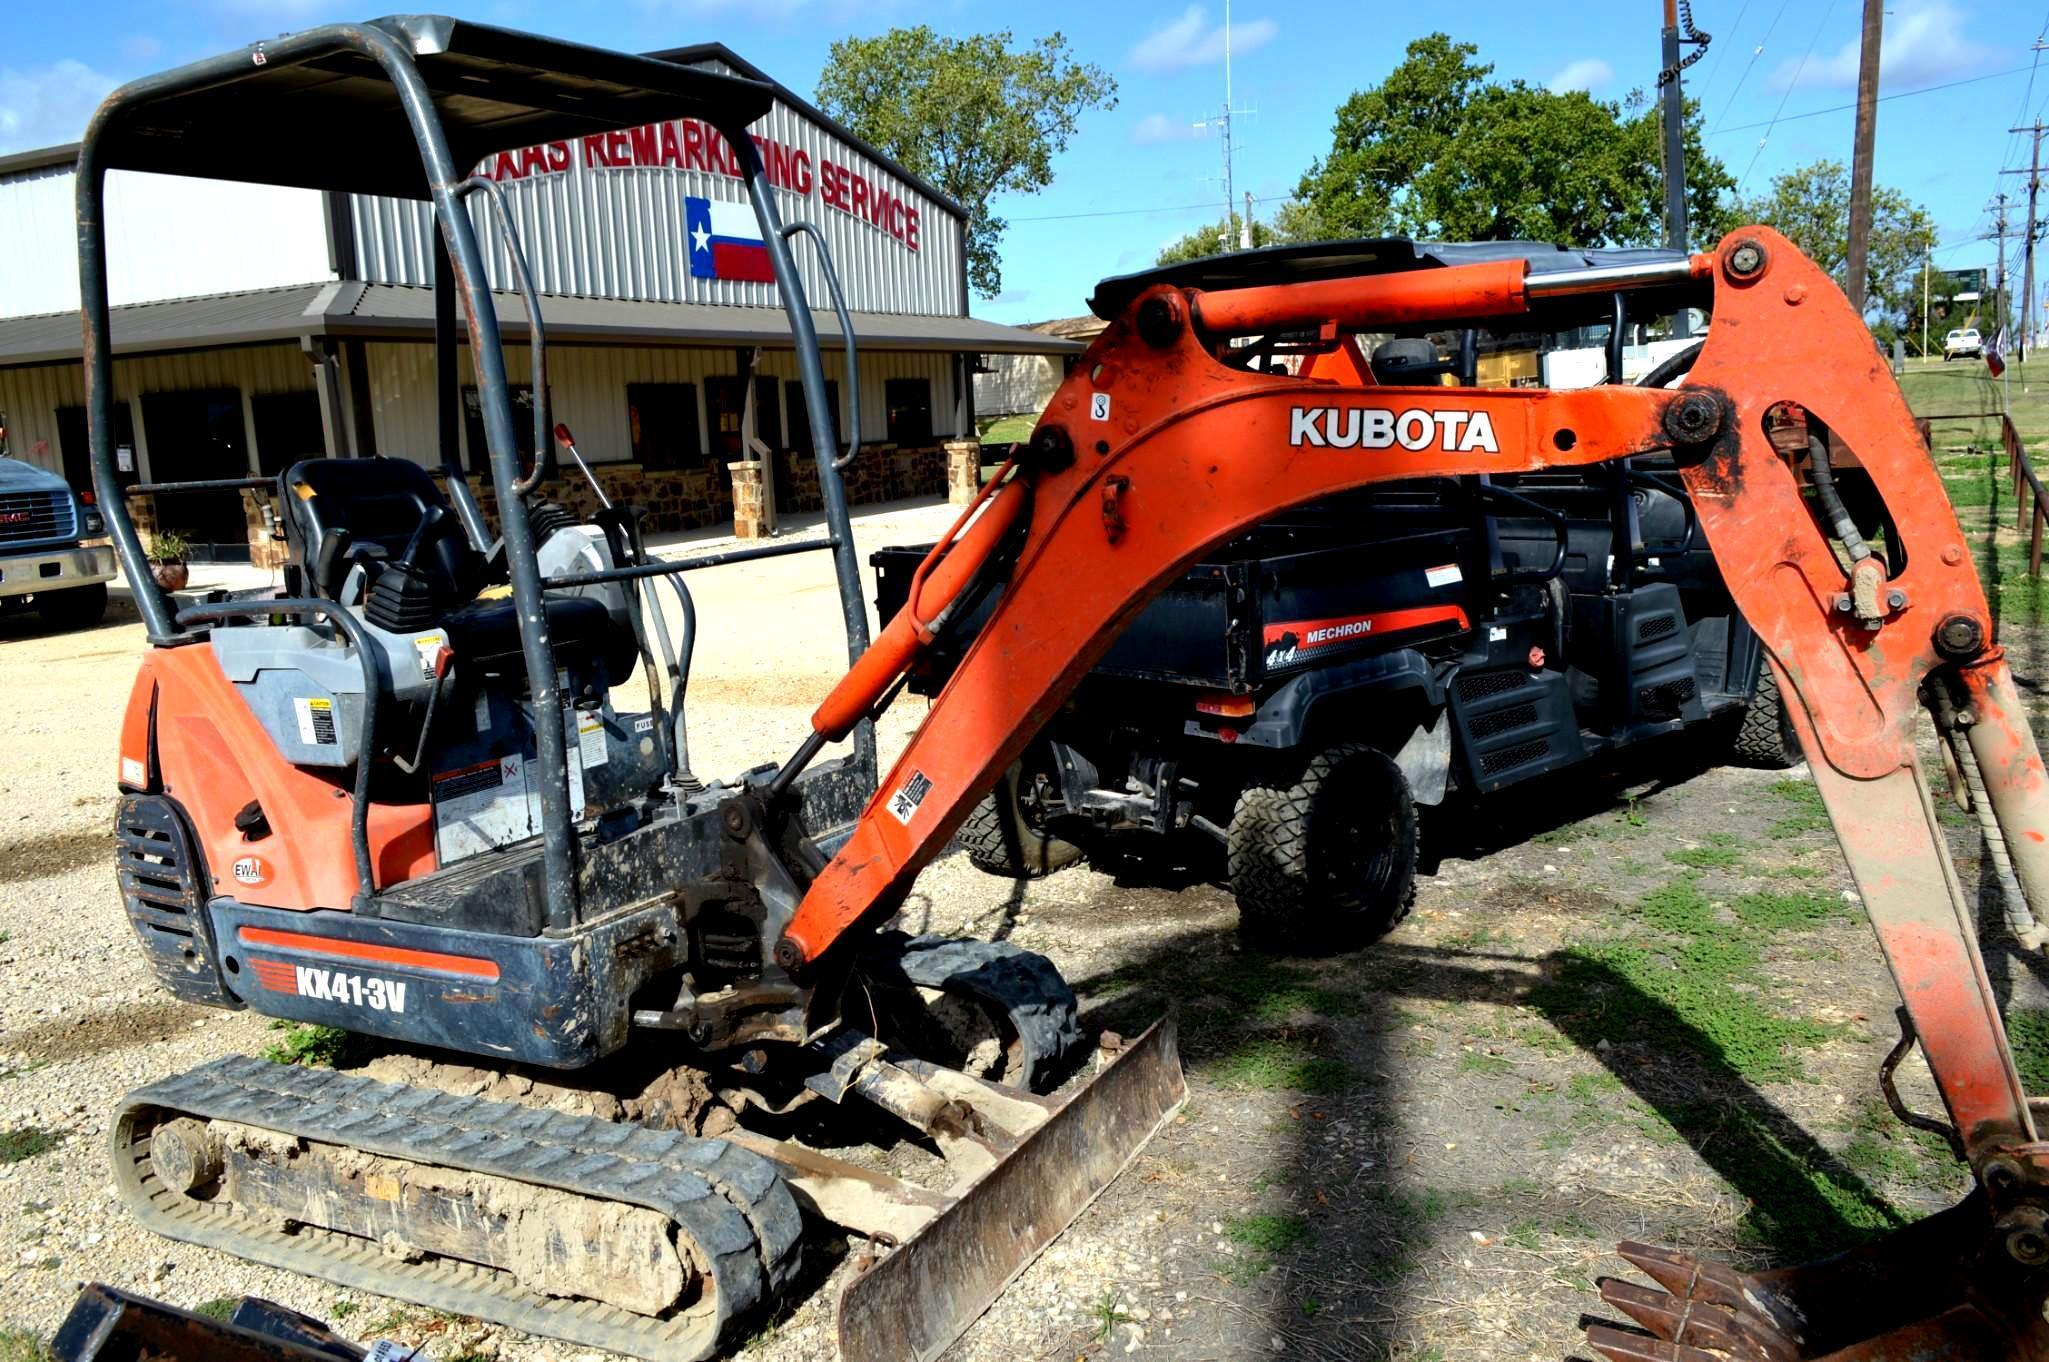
1194;692;1256;719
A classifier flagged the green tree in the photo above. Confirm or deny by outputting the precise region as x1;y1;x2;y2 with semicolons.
816;27;1116;298
1155;201;1335;264
1735;160;1938;328
1296;33;1734;247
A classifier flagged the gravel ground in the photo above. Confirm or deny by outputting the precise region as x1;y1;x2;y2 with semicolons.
1;490;2037;1362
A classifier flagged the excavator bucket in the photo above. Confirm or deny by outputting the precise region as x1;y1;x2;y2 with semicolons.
1585;1198;2049;1360
833;1020;1187;1362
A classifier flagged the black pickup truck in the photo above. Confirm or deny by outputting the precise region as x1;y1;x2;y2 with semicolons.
874;362;1794;952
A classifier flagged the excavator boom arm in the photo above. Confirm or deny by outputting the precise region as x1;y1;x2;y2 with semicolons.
783;228;2049;1359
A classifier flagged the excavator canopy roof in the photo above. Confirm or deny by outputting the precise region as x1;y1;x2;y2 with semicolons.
89;14;776;201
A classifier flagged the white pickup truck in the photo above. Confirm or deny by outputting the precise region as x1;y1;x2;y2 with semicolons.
1945;327;1984;360
0;452;114;630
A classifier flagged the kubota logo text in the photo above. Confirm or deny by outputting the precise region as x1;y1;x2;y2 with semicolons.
1289;406;1500;454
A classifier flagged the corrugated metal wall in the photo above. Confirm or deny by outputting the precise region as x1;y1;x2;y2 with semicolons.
0;345;314;481
365;341;958;468
0;164;334;319
350;64;962;318
974;354;1063;417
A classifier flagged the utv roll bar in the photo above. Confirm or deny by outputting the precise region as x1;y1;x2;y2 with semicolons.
77;16;875;927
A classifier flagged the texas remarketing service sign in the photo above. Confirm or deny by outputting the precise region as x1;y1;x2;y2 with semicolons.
475;116;924;254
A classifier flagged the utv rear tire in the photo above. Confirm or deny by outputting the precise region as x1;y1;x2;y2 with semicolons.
37;582;108;631
1731;659;1801;770
1228;744;1418;953
959;769;1083;879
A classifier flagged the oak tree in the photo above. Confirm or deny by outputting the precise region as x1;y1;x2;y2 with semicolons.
817;27;1117;298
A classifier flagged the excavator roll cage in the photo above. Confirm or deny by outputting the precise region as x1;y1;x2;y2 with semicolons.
81;15;880;925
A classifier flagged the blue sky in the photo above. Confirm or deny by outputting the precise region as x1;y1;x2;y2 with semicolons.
2;0;2044;325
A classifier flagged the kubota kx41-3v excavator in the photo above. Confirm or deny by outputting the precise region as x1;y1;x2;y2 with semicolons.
81;16;2049;1362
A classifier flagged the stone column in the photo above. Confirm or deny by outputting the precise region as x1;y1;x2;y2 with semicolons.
240;488;288;571
729;460;767;539
944;439;982;505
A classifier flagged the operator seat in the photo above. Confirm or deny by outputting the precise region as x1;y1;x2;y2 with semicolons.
278;457;634;681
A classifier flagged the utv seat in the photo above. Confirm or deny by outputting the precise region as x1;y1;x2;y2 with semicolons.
278;457;634;681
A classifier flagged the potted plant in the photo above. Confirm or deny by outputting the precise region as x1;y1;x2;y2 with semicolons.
147;530;190;592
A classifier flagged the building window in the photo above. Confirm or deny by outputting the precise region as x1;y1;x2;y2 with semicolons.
250;391;325;476
139;388;252;557
784;380;842;455
705;375;781;458
461;384;546;475
627;383;703;469
55;403;138;493
885;378;933;445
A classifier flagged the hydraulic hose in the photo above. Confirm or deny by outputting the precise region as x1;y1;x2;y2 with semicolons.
1806;436;1873;563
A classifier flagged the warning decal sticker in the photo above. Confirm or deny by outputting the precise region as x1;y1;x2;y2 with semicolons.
887;769;934;825
293;696;337;746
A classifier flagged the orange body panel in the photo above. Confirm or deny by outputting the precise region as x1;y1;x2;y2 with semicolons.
1190;258;1527;336
123;646;435;909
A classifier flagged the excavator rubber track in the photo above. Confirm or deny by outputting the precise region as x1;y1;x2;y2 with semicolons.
110;1056;803;1362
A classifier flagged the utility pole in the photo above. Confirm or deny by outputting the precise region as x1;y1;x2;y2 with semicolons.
1994;192;2013;412
2004;123;2046;362
1843;0;1885;314
1193;0;1255;250
1922;251;1930;359
1242;190;1255;250
1658;1;1708;332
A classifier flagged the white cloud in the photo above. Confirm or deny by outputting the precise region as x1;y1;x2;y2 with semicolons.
1548;57;1613;94
1766;0;1993;92
1130;112;1200;145
0;58;119;155
1130;5;1277;74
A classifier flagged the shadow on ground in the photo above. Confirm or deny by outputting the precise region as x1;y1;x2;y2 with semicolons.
1065;904;1936;1358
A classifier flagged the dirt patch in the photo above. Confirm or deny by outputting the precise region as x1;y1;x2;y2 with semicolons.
3;999;205;1064
0;825;111;885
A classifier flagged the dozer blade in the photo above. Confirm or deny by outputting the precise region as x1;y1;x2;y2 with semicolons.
835;1019;1187;1362
1584;1196;2049;1361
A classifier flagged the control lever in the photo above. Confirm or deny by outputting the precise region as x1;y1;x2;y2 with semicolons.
554;423;613;511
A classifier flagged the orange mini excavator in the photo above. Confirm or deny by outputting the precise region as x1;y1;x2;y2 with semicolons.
83;16;2049;1362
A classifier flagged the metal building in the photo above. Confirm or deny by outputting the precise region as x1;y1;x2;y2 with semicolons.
0;43;1079;561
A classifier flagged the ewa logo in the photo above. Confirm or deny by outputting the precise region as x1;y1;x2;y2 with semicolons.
231;856;269;886
1289;406;1500;454
292;966;407;1013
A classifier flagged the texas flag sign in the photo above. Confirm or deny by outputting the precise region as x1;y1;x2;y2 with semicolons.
686;196;774;283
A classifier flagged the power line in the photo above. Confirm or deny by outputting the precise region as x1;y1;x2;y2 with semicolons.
1692;0;1754;114
1709;64;2035;135
1737;0;1843;191
1709;0;1794;135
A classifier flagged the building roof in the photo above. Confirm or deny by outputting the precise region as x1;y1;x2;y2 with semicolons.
0;283;1084;367
1026;316;1109;339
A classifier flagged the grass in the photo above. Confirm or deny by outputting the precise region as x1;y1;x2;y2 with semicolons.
2006;1009;2049;1092
1730;889;1847;930
977;412;1037;444
0;1127;60;1164
1224;1212;1313;1255
1210;1037;1350;1094
1667;844;1745;870
0;1331;47;1362
1530;878;1834;1085
193;1299;238;1323
262;1020;369;1068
